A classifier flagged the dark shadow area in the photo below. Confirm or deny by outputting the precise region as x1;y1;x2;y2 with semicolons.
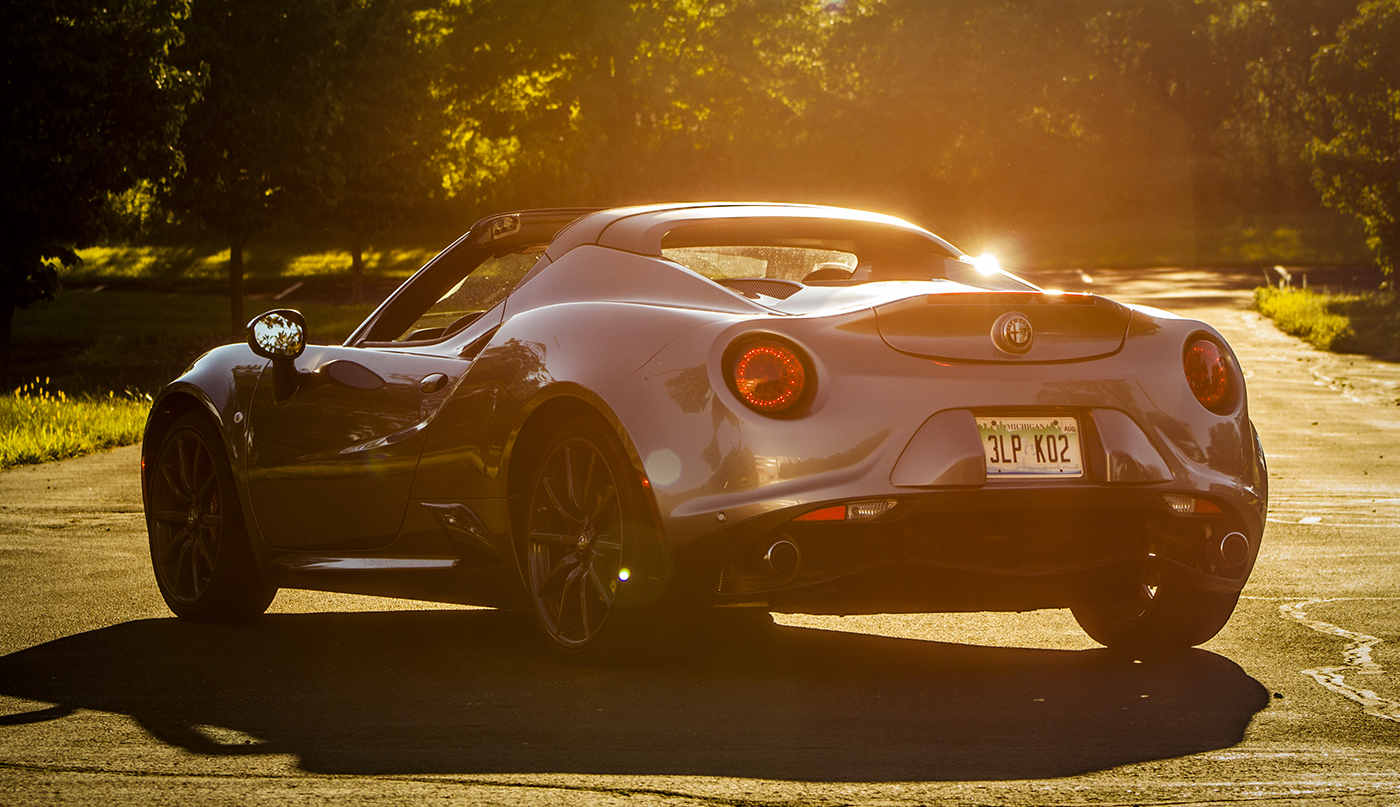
0;610;1270;782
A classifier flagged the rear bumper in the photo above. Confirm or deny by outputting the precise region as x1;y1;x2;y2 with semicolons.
674;486;1260;614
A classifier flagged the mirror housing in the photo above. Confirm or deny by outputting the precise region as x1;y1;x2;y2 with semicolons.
247;310;306;403
247;309;306;360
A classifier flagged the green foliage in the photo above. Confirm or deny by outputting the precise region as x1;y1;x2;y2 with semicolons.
326;0;449;302
0;381;151;469
1308;0;1400;275
437;0;833;207
818;1;1125;224
0;0;198;383
1191;0;1356;212
1253;286;1354;349
168;0;350;332
1254;285;1400;354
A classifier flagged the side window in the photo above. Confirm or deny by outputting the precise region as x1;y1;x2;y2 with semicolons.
393;249;543;342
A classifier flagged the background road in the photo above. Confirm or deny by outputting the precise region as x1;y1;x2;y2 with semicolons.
2;267;1398;805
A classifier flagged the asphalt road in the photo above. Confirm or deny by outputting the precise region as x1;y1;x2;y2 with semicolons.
2;267;1398;806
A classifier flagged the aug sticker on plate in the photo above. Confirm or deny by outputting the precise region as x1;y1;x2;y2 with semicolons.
976;416;1083;479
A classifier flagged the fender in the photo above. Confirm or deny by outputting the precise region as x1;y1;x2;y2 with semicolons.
143;344;267;527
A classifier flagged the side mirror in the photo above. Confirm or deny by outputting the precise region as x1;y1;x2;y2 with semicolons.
247;309;306;360
247;310;306;403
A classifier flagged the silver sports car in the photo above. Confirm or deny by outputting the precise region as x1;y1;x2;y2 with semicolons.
142;203;1267;661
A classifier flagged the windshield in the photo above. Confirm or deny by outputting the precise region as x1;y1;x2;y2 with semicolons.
392;250;541;342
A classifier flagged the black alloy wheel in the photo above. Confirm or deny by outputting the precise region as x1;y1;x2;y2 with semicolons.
523;418;662;661
147;412;276;621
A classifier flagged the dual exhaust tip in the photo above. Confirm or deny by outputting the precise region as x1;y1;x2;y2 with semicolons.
1219;531;1249;566
764;540;801;578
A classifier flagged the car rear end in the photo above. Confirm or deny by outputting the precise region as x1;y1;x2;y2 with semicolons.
607;284;1265;644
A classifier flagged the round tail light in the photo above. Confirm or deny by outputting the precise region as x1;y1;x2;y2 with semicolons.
731;341;807;413
1184;339;1232;413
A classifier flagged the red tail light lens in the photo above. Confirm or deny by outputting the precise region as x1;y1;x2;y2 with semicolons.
1184;339;1232;413
732;341;806;413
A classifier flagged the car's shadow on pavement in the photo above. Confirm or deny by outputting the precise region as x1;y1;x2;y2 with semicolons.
0;609;1270;782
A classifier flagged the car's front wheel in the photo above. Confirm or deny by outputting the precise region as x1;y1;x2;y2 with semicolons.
521;417;671;663
146;412;276;621
1071;561;1239;654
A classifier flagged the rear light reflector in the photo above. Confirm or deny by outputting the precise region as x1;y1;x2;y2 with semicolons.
794;505;846;522
794;499;898;522
731;341;806;413
1184;339;1232;413
1162;494;1222;515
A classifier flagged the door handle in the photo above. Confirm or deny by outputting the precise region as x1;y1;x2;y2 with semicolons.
419;373;448;394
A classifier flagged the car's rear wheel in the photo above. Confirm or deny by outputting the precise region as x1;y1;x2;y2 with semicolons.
1071;561;1239;654
522;417;670;663
147;412;276;621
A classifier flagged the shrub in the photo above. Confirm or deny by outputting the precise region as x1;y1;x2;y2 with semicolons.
0;380;150;469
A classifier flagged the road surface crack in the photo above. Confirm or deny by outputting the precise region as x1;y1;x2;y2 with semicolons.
1280;598;1400;722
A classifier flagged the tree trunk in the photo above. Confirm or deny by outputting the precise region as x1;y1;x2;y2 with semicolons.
0;283;14;391
351;219;365;306
229;237;245;336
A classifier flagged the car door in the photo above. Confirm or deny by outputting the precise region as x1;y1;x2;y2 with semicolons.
242;212;583;551
243;340;481;551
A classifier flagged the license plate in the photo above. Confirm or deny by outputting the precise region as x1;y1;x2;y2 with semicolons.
976;416;1083;479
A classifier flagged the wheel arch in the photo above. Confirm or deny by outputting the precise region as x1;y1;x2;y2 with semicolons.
503;385;648;503
501;385;665;571
142;388;222;504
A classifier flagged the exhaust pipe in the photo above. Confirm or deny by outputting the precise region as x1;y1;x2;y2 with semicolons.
1219;532;1249;566
764;540;801;577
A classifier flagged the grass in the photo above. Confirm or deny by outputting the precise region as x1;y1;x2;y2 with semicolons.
73;229;453;285
1;380;151;469
1254;285;1400;354
15;290;375;346
6;292;376;468
75;243;439;282
11;290;377;395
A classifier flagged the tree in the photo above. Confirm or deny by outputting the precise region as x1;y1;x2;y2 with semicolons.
0;0;196;386
324;0;447;305
436;0;831;209
1199;0;1359;215
1308;0;1400;275
810;1;1119;235
169;0;346;334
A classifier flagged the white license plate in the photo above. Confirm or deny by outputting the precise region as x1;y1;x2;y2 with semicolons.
976;416;1083;479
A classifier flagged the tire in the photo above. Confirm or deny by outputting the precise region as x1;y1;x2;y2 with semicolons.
1070;560;1240;654
520;417;673;663
146;412;276;622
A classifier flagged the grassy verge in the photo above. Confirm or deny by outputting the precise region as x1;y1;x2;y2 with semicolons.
1;381;151;469
1254;286;1400;354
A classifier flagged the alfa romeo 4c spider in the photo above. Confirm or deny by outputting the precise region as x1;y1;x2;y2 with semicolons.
142;203;1267;661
